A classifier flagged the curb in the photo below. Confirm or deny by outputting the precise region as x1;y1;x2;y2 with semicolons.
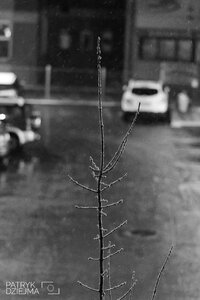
26;98;120;107
171;108;200;128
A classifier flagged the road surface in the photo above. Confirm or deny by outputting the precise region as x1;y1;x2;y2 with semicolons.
0;103;200;299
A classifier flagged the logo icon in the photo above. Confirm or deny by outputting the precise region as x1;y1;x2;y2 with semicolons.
41;281;60;295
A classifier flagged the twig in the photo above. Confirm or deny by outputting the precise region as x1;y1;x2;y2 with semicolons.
68;175;97;193
151;245;173;300
88;248;123;262
103;248;124;260
116;272;137;300
103;243;115;250
103;220;127;239
103;104;140;175
107;241;113;300
105;282;127;292
90;156;100;171
77;281;99;292
129;272;136;300
75;205;98;209
102;199;123;209
101;174;127;192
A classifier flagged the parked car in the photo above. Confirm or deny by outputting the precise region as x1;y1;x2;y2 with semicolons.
121;80;171;122
0;113;10;165
0;71;24;98
0;72;41;154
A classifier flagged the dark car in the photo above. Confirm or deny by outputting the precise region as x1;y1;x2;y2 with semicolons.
0;72;41;152
0;113;10;158
0;72;24;98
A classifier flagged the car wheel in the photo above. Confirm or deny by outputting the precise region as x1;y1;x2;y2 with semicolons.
9;134;21;152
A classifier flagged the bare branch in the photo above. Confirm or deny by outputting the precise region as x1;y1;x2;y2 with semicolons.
77;281;99;292
116;273;137;300
101;199;108;203
103;104;140;175
103;243;115;250
102;199;123;209
129;272;136;300
103;220;127;238
91;171;99;182
68;175;97;193
107;241;113;300
103;248;124;260
94;174;107;179
102;269;108;277
94;234;100;240
75;205;98;209
88;256;100;261
97;224;108;232
105;281;127;292
151;246;173;300
101;181;109;187
101;210;107;217
73;38;139;300
89;156;100;171
89;248;124;261
101;174;127;192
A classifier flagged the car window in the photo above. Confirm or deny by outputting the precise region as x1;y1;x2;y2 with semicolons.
132;88;158;96
0;84;15;90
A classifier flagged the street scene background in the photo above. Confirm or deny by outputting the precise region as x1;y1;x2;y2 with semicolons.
0;100;200;299
1;0;200;299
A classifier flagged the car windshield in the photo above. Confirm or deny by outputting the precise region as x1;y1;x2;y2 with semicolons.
132;88;158;96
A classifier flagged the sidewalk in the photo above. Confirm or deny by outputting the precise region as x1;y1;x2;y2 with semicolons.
24;86;122;102
171;107;200;128
25;87;122;107
25;87;200;128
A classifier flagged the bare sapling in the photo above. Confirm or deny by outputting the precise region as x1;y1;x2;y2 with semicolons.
69;37;173;300
69;37;139;300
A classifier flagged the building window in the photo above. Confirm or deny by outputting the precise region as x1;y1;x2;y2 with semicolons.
195;40;200;62
159;39;176;60
0;22;12;60
102;30;113;53
80;30;93;52
139;36;194;62
141;38;157;59
177;40;193;61
59;29;72;50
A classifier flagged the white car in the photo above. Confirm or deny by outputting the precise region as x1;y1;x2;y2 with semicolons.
121;80;171;122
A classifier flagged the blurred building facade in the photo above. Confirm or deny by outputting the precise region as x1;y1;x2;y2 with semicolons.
132;0;200;86
0;0;200;88
0;0;39;79
0;0;125;86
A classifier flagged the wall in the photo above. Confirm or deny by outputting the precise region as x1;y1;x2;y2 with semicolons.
137;0;200;31
0;0;39;77
0;0;13;10
132;0;200;82
45;11;124;70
